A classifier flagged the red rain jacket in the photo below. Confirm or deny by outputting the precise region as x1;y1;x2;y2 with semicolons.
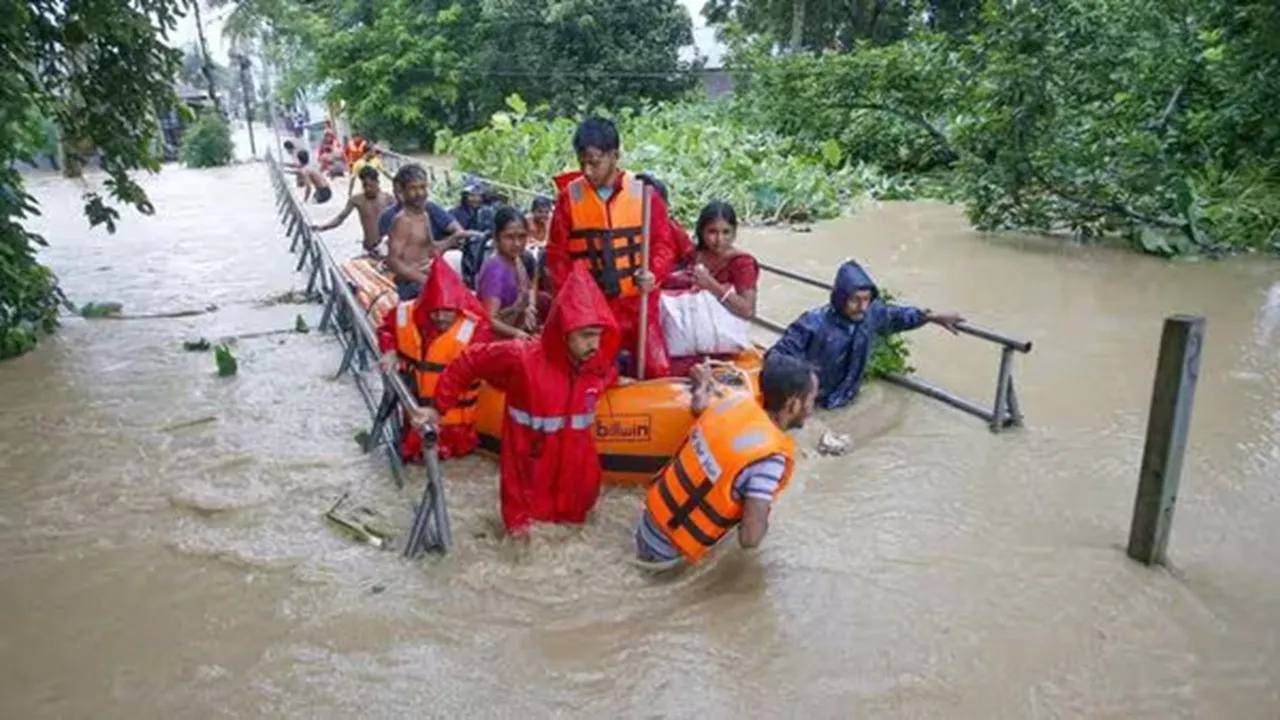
377;256;493;460
434;264;621;532
545;170;675;378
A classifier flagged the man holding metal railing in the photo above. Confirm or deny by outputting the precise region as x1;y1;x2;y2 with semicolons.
767;259;964;410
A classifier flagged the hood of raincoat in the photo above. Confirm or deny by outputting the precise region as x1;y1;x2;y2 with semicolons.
830;259;881;313
553;170;584;194
541;262;620;375
414;255;489;341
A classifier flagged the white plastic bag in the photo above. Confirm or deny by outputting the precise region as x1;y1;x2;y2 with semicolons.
659;289;751;357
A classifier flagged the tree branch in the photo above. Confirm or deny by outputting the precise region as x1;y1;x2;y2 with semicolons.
843;102;959;163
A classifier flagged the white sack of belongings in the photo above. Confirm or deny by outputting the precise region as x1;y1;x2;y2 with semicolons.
659;289;752;357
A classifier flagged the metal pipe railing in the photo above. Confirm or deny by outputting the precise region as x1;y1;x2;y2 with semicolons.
266;153;451;557
756;260;1032;354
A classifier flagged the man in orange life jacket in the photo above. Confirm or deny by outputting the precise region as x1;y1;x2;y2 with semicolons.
377;255;493;461
545;117;677;379
634;353;818;566
411;264;621;535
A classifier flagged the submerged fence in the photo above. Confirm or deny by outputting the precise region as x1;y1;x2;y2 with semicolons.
267;154;451;558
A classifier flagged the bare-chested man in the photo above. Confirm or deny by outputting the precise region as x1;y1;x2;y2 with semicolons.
311;166;394;254
288;149;333;205
386;163;476;300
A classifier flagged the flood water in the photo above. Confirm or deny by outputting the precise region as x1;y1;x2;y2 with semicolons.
2;147;1279;718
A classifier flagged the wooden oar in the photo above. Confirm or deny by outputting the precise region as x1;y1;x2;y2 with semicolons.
636;184;652;380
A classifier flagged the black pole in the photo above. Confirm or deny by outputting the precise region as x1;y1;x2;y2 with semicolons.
232;53;257;158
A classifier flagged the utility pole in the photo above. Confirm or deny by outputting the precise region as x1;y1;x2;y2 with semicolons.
230;52;258;158
192;1;223;117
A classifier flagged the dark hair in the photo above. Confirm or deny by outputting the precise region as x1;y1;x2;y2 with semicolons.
393;163;428;188
695;200;738;250
572;117;620;155
760;353;816;413
492;205;525;237
296;149;310;165
283;140;296;151
357;165;380;183
635;173;669;203
530;195;553;211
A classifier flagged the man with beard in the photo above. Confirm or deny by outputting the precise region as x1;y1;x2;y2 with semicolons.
633;353;818;568
385;163;475;300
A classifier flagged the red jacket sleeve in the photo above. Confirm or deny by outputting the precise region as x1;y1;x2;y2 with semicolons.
646;192;676;285
434;340;525;411
545;191;574;294
376;307;396;354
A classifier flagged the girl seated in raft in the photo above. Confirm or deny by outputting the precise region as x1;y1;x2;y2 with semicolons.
662;200;758;376
475;206;550;339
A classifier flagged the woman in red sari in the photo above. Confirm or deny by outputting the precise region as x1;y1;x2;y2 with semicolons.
662;200;759;376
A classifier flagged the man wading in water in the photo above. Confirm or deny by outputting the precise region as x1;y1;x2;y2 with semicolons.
386;164;474;300
286;150;334;205
310;166;394;255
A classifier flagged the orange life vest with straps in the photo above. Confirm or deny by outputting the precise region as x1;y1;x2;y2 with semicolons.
393;302;481;426
644;394;796;563
565;171;646;298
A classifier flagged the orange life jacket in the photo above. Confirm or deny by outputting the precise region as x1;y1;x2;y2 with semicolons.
644;394;795;563
565;171;646;298
393;302;481;426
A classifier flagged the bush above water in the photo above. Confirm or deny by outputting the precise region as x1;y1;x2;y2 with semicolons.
436;95;919;377
180;112;234;168
435;95;916;227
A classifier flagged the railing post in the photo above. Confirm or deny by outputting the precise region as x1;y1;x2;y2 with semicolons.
991;346;1014;433
1126;315;1205;566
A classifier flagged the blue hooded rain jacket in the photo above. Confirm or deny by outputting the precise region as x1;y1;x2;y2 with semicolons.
767;260;928;410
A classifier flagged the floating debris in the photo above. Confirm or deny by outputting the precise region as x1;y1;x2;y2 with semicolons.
817;430;852;457
160;415;217;432
353;430;372;451
214;344;238;377
79;301;123;318
257;289;317;307
182;338;212;352
294;313;310;334
323;494;393;549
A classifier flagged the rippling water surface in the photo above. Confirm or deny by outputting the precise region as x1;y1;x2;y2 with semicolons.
2;137;1278;718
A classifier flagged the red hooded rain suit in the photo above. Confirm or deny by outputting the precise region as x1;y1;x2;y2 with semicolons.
433;264;621;532
378;256;493;461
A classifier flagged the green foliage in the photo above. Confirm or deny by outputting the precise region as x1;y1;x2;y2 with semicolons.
78;301;124;318
726;0;1280;257
181;112;235;168
437;95;912;225
2;0;184;360
215;344;238;377
224;0;696;148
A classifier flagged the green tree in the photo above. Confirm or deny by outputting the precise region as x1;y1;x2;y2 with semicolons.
2;0;184;359
703;0;980;52
471;0;697;118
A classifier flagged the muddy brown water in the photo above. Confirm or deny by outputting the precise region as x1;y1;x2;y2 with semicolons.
2;160;1278;718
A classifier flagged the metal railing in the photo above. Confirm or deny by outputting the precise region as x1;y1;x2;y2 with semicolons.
379;149;551;210
753;261;1030;432
267;154;451;557
367;154;1033;432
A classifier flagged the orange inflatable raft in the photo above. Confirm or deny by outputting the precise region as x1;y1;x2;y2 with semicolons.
341;256;763;486
340;256;399;328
